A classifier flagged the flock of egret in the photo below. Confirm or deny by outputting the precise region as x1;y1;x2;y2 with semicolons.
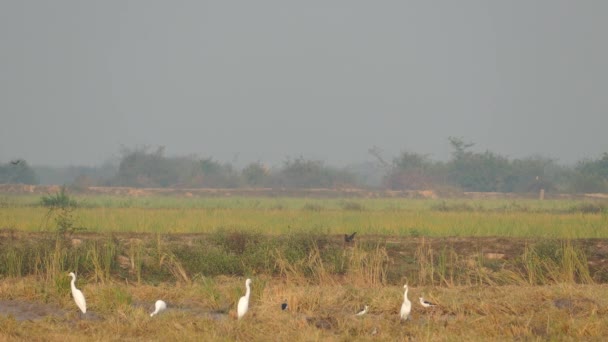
68;272;436;322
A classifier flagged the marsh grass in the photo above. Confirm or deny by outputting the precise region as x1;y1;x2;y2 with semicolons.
410;238;596;288
1;232;602;294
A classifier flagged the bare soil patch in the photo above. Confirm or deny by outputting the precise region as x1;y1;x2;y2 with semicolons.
0;300;68;321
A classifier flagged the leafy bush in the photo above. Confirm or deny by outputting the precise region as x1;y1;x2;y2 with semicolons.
40;187;81;235
41;186;78;208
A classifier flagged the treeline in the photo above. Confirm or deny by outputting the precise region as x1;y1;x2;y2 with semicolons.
2;139;608;193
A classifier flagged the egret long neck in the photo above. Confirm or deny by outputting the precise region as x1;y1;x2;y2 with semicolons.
245;283;251;297
404;288;409;300
70;276;76;291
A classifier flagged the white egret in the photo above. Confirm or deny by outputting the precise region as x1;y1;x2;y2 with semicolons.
419;297;437;308
150;300;167;317
355;305;369;316
237;278;252;319
68;272;86;314
400;284;411;320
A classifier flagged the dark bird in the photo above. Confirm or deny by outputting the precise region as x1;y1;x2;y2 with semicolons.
344;232;357;243
281;300;288;311
10;159;22;165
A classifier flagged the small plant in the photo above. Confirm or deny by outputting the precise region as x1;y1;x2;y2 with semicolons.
40;186;77;209
302;203;323;212
340;201;365;211
40;187;83;236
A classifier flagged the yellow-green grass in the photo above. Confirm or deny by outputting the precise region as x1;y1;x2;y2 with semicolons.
1;194;603;210
1;276;607;341
2;196;608;238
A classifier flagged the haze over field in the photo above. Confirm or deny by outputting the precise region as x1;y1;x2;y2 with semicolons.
1;1;607;167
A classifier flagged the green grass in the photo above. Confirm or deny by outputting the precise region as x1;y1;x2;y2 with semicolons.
2;196;607;238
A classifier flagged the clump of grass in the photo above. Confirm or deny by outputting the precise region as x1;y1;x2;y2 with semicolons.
340;201;365;211
568;202;607;214
346;242;389;287
96;285;132;312
126;239;144;284
430;200;476;212
87;237;118;284
302;203;323;212
415;238;434;285
519;240;593;285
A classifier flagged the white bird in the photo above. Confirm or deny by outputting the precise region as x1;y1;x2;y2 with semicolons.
150;300;167;317
68;272;86;314
237;278;252;319
419;297;437;308
400;284;411;320
355;305;369;316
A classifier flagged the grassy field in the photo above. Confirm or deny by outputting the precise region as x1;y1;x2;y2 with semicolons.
1;193;608;340
2;195;608;238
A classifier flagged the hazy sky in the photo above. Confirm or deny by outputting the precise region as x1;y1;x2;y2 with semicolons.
1;1;607;167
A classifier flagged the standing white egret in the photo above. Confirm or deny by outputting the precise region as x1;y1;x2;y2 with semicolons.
237;278;252;319
150;300;167;317
355;305;369;316
68;272;86;315
419;297;437;308
400;284;411;321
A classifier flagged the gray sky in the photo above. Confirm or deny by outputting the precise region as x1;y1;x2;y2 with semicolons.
1;1;607;167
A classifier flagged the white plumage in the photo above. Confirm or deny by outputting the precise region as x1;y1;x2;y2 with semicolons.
68;272;87;314
355;305;369;316
237;278;252;319
400;284;411;320
150;300;167;317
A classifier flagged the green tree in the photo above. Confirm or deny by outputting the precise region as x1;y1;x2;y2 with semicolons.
113;146;177;187
570;153;608;192
385;151;444;190
242;162;270;186
277;156;356;188
197;158;242;188
446;138;512;192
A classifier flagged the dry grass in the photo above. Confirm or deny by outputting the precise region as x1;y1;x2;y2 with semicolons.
1;276;607;341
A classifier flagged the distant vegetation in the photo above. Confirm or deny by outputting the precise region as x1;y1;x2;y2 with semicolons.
0;159;38;184
3;139;608;193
